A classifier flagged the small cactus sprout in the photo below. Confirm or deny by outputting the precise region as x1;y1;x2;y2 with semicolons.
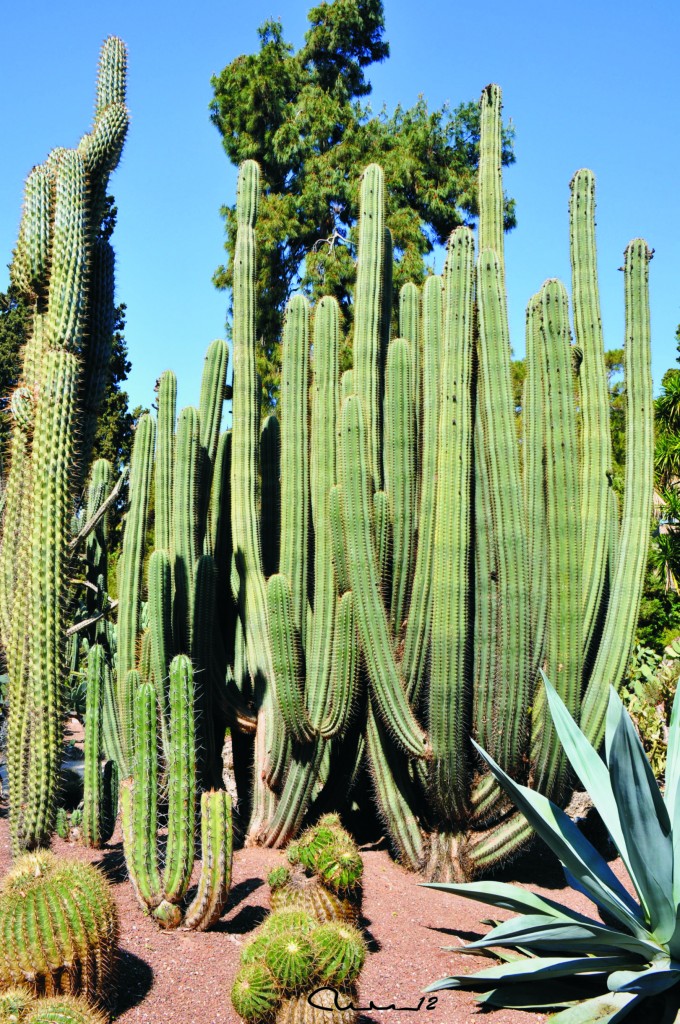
310;922;367;985
231;964;279;1022
264;934;316;992
316;846;363;892
267;866;290;891
0;852;118;1004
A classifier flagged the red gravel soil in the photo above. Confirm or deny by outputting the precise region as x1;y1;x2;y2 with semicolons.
0;743;634;1024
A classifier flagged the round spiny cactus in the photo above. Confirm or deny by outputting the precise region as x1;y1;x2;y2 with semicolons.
261;909;316;938
0;989;34;1024
22;996;108;1024
310;923;366;985
292;826;337;874
275;989;357;1024
267;866;290;892
241;931;275;966
315;846;363;893
231;964;279;1022
0;853;118;1004
264;935;315;992
269;865;355;924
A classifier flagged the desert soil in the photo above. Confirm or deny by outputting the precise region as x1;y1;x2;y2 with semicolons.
0;728;633;1024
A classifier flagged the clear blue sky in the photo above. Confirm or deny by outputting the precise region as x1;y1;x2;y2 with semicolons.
1;0;678;414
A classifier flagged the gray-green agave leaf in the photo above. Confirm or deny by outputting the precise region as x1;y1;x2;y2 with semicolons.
422;674;680;1022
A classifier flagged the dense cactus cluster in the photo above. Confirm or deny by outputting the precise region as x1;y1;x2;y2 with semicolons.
0;852;118;1005
0;993;107;1024
223;83;653;880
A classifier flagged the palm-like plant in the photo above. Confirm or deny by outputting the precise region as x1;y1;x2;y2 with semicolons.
423;675;680;1022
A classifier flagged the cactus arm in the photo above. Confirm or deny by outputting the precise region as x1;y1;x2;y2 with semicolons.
353;165;385;494
80;240;116;477
117;413;155;765
580;240;654;746
373;490;391;601
366;706;425;866
383;337;416;636
307;296;340;730
198;339;229;554
125;682;162;910
267;574;316;744
279;296;310;649
230;160;278;834
530;279;583;799
399;281;421;498
338;394;429;759
82;645;105;849
569;169;612;654
329;485;350;595
183;791;233;930
172;407;200;653
155;370;176;554
320;591;359;739
478;84;505;276
192;554;221;786
402;275;442;702
147;549;173;760
428;227;475;823
162;655;197;904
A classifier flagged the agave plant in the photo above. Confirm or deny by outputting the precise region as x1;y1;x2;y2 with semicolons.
423;674;680;1022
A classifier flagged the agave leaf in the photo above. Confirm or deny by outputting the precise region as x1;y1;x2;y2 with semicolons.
608;963;680;996
477;980;598;1010
421;879;602;923
605;688;626;766
424;953;638;992
665;686;680;818
463;914;660;960
472;740;646;937
608;709;675;941
542;674;630;870
550;991;639;1023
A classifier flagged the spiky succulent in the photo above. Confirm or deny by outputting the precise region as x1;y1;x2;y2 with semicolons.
424;674;680;1022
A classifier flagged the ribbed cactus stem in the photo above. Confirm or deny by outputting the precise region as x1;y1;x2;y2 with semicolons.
279;295;310;647
569;169;612;654
162;655;197;905
147;549;173;758
260;415;281;577
82;644;105;849
383;337;416;636
530;279;582;800
173;406;200;653
116;413;155;774
353;165;385;494
338;395;429;760
155;370;176;554
579;239;654;745
478;84;505;275
429;228;475;823
183;791;233;931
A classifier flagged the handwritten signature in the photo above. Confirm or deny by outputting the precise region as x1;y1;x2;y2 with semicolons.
307;987;439;1013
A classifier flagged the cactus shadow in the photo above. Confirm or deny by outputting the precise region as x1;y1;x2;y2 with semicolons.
113;948;154;1015
212;876;268;934
98;840;129;884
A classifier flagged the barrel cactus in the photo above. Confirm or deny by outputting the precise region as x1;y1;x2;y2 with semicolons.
0;994;107;1024
0;853;118;1005
232;906;366;1024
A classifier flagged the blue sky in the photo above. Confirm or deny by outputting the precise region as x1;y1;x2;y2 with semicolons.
1;0;678;413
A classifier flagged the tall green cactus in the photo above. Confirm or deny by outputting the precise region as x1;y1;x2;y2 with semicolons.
229;82;653;879
121;656;233;930
0;38;128;853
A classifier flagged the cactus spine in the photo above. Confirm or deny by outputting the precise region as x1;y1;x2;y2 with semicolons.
0;38;128;852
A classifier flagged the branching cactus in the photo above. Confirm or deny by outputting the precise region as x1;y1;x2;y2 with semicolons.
230;82;653;879
0;38;128;853
121;655;233;930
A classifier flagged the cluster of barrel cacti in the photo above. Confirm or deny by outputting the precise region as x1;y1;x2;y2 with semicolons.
0;993;108;1024
0;852;118;1006
0;37;128;854
232;819;367;1023
224;83;653;880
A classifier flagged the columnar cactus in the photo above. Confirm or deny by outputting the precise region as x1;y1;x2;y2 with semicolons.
0;852;119;1004
229;82;653;879
0;38;128;852
121;655;233;930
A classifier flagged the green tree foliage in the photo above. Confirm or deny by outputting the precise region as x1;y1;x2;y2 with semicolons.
210;0;516;410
